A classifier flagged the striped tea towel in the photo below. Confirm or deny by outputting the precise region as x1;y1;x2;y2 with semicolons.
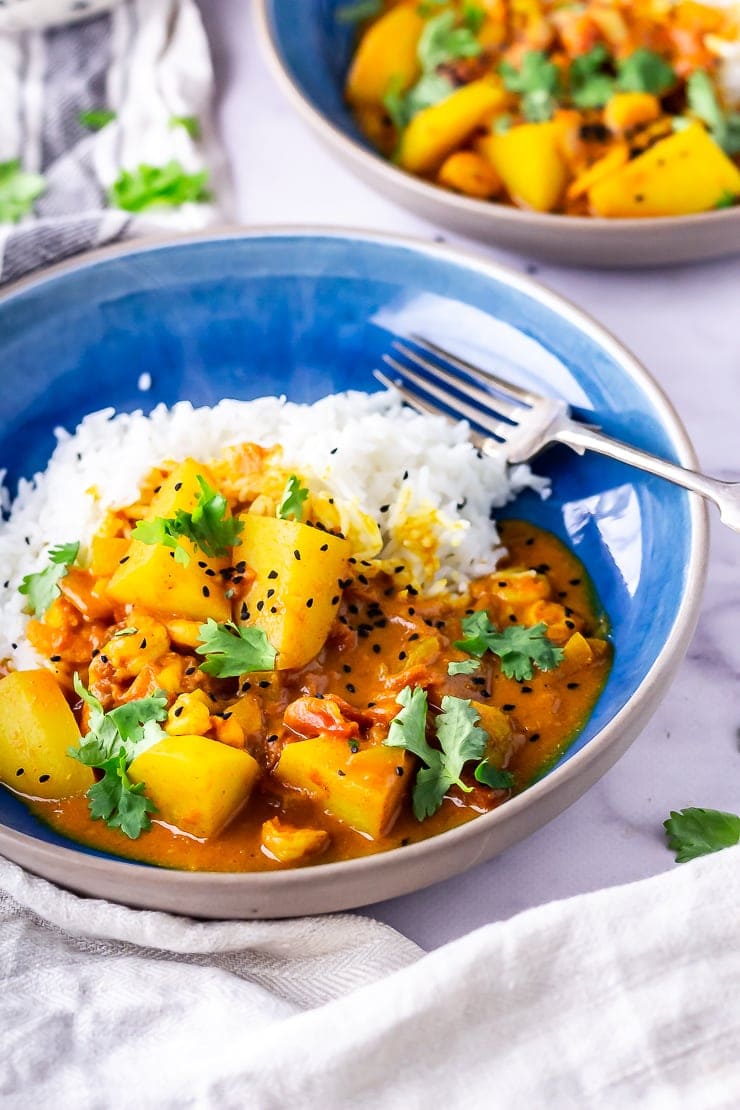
0;0;232;285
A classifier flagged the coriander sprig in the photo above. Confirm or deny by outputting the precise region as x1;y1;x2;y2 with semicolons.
196;619;277;678
384;685;512;819
664;807;740;863
277;475;309;522
19;541;80;617
454;611;564;682
69;675;167;839
132;474;243;565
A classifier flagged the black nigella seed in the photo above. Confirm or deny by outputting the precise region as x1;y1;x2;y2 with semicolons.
502;703;516;711
472;677;486;686
50;654;61;662
372;643;381;654
337;769;346;777
232;576;244;586
435;620;445;630
367;701;376;708
338;615;348;625
498;581;507;588
3;581;8;589
256;600;264;612
198;560;207;568
259;680;271;689
520;686;533;694
343;664;352;673
39;774;50;783
565;607;574;617
567;681;580;690
379;504;390;513
525;537;535;546
268;569;278;579
15;768;23;777
153;484;161;493
294;550;301;561
394;565;405;575
509;614;518;622
185;666;196;676
266;588;275;599
330;447;338;455
359;623;373;634
174;482;183;491
529;733;540;743
268;734;279;743
100;655;108;664
482;689;491;698
558;591;568;598
205;568;216;577
202;586;210;598
349;604;359;615
398;651;407;661
402;470;409;480
384;586;394;597
140;639;147;649
407;585;419;597
241;682;252;692
424;618;434;628
235;562;247;573
409;633;420;641
565;619;575;629
270;606;278;614
91;648;100;658
331;595;340;605
119;555;130;565
569;578;581;586
320;543;329;552
11;643;17;650
408;607;415;616
349;557;358;565
395;766;404;777
346;683;356;693
358;574;369;586
241;603;249;620
374;619;387;629
174;706;184;717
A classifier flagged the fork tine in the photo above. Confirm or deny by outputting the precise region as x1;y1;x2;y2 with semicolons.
379;355;514;442
408;335;538;405
391;340;522;424
373;367;481;429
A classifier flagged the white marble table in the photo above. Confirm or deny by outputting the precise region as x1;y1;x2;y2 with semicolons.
197;0;740;950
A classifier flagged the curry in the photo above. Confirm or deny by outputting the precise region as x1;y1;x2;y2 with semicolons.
0;448;611;871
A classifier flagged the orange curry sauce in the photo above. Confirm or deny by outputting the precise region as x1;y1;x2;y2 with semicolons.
29;519;611;871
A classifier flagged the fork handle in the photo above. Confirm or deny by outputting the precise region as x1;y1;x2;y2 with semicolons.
554;419;740;532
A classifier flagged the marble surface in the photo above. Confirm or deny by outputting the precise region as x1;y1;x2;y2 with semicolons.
197;0;740;950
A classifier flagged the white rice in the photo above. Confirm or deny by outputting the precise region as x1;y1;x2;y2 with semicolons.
0;391;546;669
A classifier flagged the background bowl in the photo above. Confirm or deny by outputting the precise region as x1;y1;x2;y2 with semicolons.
0;228;707;917
257;0;740;269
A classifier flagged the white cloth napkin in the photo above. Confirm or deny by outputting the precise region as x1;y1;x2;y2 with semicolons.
2;845;739;1107
0;0;230;284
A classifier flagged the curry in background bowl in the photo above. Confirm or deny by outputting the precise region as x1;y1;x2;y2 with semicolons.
344;0;740;218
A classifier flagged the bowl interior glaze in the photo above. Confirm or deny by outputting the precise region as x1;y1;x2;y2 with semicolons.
0;230;704;907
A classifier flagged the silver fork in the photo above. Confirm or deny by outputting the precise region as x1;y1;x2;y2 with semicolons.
375;336;740;533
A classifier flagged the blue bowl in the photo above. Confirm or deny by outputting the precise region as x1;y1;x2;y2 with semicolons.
0;229;707;916
257;0;740;267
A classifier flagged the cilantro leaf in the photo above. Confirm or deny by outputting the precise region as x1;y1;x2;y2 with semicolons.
664;807;740;863
455;612;564;681
715;189;736;209
447;658;480;676
384;687;488;820
87;752;156;839
570;45;615;109
277;475;309;522
169;114;201;140
500;51;561;122
196;619;277;678
132;474;243;565
615;48;675;96
69;674;167;838
383;71;454;131
474;760;514;789
0;159;46;224
687;70;740;156
462;2;485;35
79;109;116;131
19;541;80;617
336;0;382;23
108;160;210;213
418;9;482;73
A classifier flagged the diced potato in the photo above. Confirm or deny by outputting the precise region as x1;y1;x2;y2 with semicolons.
106;459;231;622
227;692;264;739
60;568;115;621
472;701;514;768
238;514;350;670
398;79;506;175
346;5;424;106
567;144;629;200
165;691;211;736
438;150;502;199
275;736;413;838
90;536;130;577
261;817;330;864
0;670;93;799
603;92;660;134
482;121;568;212
165;619;203;649
128;733;259;838
589;123;740;217
562;631;594;670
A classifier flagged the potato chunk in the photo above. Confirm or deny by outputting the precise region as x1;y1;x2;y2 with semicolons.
589;123;740;216
128;734;259;838
275;736;413;838
106;459;231;622
399;79;506;174
0;670;93;799
482;121;568;212
261;817;330;864
346;5;423;107
238;514;350;670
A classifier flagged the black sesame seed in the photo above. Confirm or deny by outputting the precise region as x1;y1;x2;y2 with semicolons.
119;555;130;565
320;543;329;552
565;607;574;617
268;734;279;743
337;769;346;777
529;732;540;743
331;595;340;605
100;654;108;664
267;588;275;599
16;768;24;776
205;568;216;577
294;549;301;561
153;484;161;493
174;482;183;491
395;766;405;777
509;614;518;622
379;504;390;514
270;606;278;613
39;774;51;783
435;620;445;630
408;607;415;616
394;565;405;574
343;664;352;673
481;690;491;698
140;638;147;649
241;682;252;692
567;681;580;690
407;585;419;596
259;680;271;689
256;600;264;612
50;654;61;662
374;619;387;629
198;560;208;568
358;574;369;586
330;447;338;454
569;578;581;586
398;651;407;661
498;581;508;588
372;643;381;654
384;586;394;597
472;677;486;686
558;591;568;598
502;703;516;711
367;701;376;708
402;470;409;480
185;666;196;675
268;569;278;579
346;683;356;693
240;603;249;620
202;586;210;598
520;686;533;694
525;537;535;546
174;706;184;717
565;619;575;629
